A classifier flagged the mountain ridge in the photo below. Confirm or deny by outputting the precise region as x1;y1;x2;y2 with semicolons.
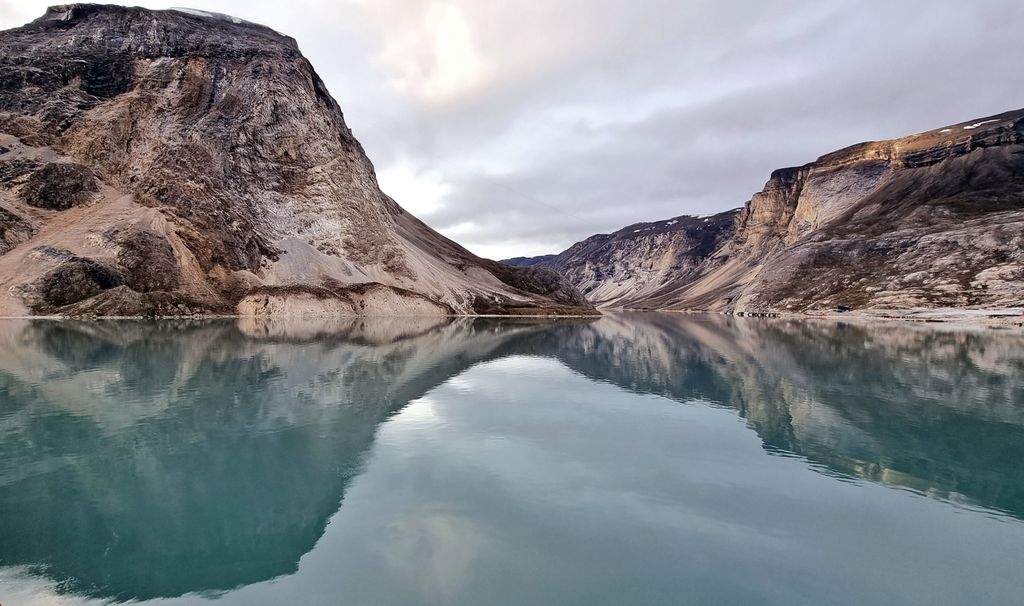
507;108;1024;312
503;209;738;306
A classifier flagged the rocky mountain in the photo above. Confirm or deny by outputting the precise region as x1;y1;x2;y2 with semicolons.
505;210;737;306
502;254;556;268
0;4;593;317
510;110;1024;313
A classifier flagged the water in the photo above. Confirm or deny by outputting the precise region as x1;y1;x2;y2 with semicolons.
1;314;1023;605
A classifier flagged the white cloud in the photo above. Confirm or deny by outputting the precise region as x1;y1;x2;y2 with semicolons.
0;0;49;28
376;158;451;216
382;3;485;105
351;1;488;106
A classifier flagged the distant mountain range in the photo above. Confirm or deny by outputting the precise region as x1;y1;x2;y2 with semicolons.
506;109;1024;312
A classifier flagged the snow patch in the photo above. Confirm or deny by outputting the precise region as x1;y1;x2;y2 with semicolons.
938;128;952;134
963;119;999;131
666;220;678;226
171;7;246;24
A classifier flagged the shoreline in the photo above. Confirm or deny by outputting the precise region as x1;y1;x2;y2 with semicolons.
0;312;604;320
613;306;1024;331
797;308;1024;332
0;307;1021;331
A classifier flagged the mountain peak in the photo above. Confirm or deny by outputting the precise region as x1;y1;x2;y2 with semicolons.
0;6;594;317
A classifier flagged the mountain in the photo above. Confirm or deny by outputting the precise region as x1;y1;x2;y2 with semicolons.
510;110;1024;312
502;254;556;268
503;210;737;306
0;4;593;317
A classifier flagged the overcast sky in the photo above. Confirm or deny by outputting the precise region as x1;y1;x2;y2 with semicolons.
2;1;1022;258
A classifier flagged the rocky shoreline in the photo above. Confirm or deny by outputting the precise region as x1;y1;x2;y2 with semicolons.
630;306;1024;331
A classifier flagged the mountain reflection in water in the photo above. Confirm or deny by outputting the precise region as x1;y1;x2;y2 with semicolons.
0;314;1022;604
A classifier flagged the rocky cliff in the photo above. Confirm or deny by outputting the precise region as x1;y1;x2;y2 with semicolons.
513;109;1024;312
0;4;593;317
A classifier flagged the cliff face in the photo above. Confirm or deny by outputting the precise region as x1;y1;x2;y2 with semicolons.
719;109;1024;312
518;109;1024;312
0;4;593;317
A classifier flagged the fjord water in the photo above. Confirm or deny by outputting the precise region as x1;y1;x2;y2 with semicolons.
1;316;1023;605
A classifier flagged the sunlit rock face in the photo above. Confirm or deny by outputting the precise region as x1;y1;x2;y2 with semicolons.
0;5;593;317
513;110;1024;312
724;112;1024;312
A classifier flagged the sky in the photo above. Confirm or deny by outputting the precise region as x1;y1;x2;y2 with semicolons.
2;1;1022;259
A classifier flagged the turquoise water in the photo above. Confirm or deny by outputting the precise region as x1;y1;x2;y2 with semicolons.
1;314;1023;605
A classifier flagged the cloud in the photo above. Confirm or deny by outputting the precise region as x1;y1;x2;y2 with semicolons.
0;0;46;26
370;2;486;105
376;158;451;215
3;0;1022;259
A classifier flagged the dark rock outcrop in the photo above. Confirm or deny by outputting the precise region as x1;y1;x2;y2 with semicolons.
107;227;180;293
0;205;33;253
19;162;98;210
26;253;125;311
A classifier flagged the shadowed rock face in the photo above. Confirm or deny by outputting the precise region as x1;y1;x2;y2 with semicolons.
108;227;181;293
0;4;593;317
0;205;33;253
509;110;1024;312
18;162;98;210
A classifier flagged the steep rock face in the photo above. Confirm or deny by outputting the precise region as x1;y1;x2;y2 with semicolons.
0;205;33;253
709;110;1024;312
504;211;737;307
0;4;593;316
523;109;1024;312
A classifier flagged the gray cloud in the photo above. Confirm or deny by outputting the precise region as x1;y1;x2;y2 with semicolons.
3;0;1022;259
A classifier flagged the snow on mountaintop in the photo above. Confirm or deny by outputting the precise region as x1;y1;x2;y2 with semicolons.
170;7;248;25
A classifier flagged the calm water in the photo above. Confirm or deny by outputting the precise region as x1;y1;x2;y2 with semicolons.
1;314;1023;605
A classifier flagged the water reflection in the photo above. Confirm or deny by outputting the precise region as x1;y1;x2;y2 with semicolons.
0;314;1022;603
548;314;1024;516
